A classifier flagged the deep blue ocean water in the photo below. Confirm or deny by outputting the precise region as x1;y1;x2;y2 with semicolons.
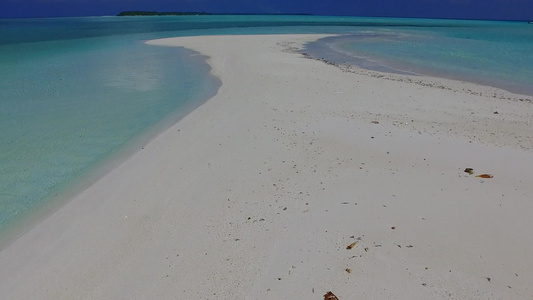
1;15;531;240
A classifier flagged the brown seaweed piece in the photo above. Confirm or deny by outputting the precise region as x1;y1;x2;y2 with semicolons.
324;291;339;300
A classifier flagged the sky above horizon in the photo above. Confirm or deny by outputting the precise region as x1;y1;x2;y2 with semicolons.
1;0;532;20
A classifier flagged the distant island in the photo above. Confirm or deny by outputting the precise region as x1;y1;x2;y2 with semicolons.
117;11;210;16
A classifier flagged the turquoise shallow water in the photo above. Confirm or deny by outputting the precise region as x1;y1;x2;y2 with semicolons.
1;15;531;239
302;19;533;96
0;36;220;235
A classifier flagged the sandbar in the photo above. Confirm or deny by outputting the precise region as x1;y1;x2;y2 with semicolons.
1;34;532;299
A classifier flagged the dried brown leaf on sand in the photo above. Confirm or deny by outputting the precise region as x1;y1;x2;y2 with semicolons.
324;291;339;300
476;174;493;178
346;241;358;250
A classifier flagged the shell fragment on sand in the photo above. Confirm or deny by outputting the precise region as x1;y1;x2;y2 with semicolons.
464;168;474;175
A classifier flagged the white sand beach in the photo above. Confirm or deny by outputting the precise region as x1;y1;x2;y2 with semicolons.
1;34;532;299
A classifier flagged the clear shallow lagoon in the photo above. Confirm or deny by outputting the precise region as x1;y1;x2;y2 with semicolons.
1;15;531;239
303;19;533;96
0;35;220;237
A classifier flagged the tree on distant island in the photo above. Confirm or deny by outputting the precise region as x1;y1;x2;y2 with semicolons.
117;11;210;16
